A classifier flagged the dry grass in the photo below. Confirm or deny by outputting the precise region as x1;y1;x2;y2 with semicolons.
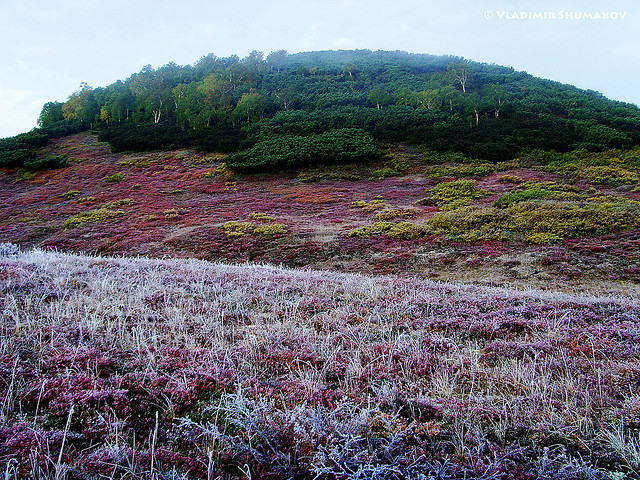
0;243;639;478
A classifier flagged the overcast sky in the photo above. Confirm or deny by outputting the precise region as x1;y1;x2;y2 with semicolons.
1;0;637;138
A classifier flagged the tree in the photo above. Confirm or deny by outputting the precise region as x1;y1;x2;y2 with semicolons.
448;61;470;93
37;101;64;127
62;83;94;122
275;86;298;111
485;84;506;118
342;62;356;79
367;86;393;109
267;50;288;72
233;89;268;122
416;89;440;110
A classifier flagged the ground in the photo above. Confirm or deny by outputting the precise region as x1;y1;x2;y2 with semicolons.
1;132;638;296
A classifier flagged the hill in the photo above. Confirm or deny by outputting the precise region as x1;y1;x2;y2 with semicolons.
1;245;639;478
0;131;639;296
3;49;640;173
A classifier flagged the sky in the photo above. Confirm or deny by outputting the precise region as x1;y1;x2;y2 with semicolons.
0;0;638;138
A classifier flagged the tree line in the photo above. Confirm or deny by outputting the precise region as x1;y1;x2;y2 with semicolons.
3;49;640;171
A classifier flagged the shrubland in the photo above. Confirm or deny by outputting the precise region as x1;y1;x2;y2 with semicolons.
1;245;640;479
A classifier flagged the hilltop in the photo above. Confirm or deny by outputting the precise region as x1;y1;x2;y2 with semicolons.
3;49;640;173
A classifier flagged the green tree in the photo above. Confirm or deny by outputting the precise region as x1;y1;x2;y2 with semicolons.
233;89;268;122
367;85;393;109
37;101;64;127
267;49;288;72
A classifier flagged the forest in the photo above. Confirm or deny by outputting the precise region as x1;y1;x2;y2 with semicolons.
3;49;640;172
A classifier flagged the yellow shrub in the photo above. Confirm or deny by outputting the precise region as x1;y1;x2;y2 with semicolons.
222;221;254;237
253;223;288;235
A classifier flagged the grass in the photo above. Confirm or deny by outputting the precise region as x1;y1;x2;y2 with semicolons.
1;244;639;478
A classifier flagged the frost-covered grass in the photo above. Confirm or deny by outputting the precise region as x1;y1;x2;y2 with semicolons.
1;244;639;478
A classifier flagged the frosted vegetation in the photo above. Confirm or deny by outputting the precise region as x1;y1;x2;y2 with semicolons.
1;244;639;478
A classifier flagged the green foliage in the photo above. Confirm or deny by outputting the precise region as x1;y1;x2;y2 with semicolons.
253;223;288;235
227;128;381;173
375;207;420;221
249;212;277;222
0;138;35;167
348;221;426;239
429;179;489;204
370;152;412;179
64;200;131;229
104;172;125;183
222;219;287;237
494;188;580;208
19;48;637;165
352;198;385;212
498;174;524;184
60;190;81;199
23;154;69;172
222;221;253;237
14;131;50;148
580;166;638;184
430;197;640;243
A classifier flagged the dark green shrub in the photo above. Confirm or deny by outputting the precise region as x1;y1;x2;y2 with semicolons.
227;128;381;173
23;154;69;172
14;131;50;147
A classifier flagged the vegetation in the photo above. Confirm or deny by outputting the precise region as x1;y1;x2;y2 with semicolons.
0;49;630;175
1;48;640;478
2;246;640;479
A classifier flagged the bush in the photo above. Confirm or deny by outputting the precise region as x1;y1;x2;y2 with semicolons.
581;166;638;184
0;138;34;167
227;128;381;173
498;174;524;184
429;197;640;242
429;179;489;204
104;172;125;183
494;188;580;208
428;163;495;179
23;154;68;172
254;223;288;235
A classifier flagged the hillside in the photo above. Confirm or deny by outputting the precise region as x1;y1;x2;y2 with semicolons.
0;131;639;296
1;245;639;478
3;49;640;174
